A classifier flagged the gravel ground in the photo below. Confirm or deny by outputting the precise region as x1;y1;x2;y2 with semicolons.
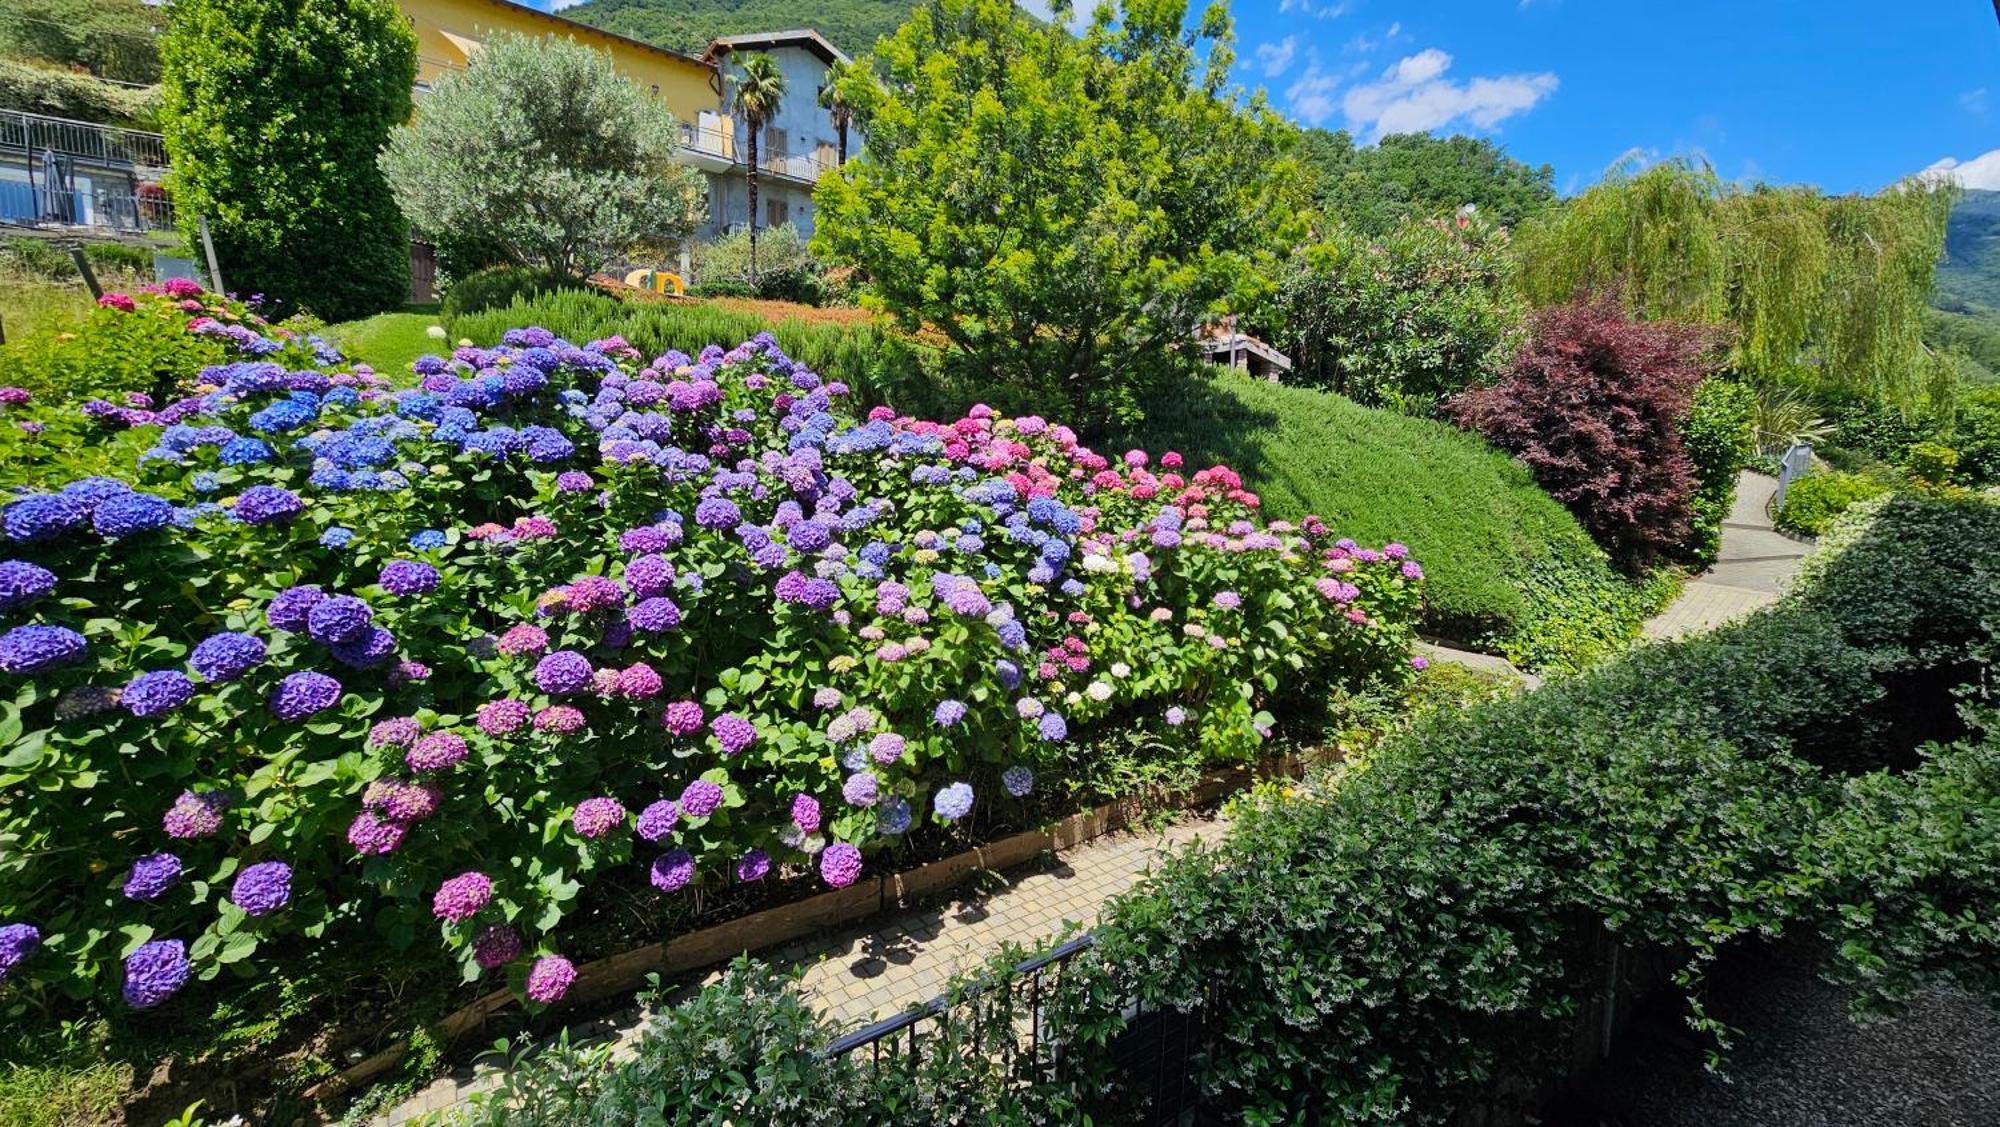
1577;941;2000;1126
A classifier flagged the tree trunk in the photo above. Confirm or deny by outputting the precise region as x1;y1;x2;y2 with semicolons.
837;118;848;165
746;125;761;284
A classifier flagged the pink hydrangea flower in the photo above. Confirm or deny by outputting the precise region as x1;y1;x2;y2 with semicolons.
432;871;493;923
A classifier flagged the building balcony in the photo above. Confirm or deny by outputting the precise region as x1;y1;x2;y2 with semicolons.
0;109;175;238
676;122;833;185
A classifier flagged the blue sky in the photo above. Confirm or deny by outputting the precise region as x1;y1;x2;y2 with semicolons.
1222;0;2000;194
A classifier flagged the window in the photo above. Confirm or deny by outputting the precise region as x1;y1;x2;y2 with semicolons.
766;197;789;228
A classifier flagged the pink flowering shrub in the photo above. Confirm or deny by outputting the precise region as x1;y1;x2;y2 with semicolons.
0;327;1421;1015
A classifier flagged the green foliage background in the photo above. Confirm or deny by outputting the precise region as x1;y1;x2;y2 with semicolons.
564;0;911;58
1298;129;1557;234
159;0;414;322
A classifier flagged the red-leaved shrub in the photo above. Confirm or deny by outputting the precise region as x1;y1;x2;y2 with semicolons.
1450;297;1722;564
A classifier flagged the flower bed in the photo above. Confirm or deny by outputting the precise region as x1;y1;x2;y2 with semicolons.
0;315;1421;1022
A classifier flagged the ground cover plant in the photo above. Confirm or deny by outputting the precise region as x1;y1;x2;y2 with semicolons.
0;298;1421;1047
1121;374;1669;672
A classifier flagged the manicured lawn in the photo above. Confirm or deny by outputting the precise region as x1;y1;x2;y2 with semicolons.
324;310;443;379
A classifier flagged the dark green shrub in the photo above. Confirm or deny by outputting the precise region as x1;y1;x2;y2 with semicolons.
438;265;580;323
1680;378;1758;563
0;57;160;127
1774;468;1893;535
1822;391;1941;462
159;0;415;321
1953;386;2000;487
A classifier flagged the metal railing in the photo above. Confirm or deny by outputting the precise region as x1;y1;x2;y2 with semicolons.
0;108;167;171
825;932;1210;1125
0;184;176;236
676;122;833;182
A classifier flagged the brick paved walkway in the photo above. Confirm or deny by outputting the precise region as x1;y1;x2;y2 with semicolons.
1643;472;1811;641
380;817;1218;1124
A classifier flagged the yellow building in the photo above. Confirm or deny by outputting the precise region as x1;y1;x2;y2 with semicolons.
398;0;721;126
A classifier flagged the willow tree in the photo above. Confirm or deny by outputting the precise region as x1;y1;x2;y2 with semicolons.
1515;159;1956;414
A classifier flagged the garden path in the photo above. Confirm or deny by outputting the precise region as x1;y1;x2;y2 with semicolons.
1643;471;1811;640
380;817;1220;1124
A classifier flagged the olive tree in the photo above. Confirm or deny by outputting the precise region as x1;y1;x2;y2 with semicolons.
381;33;707;279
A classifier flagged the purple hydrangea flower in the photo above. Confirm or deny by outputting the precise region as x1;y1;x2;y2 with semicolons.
842;772;879;807
233;485;305;525
1164;706;1186;727
379;559;440;596
820;843;863;888
271;671;341;721
649;848;696;891
347;812;406;855
790;793;823;832
623;554;675;598
694;497;741;530
1037;712;1068;742
0;560;56;608
535;705;585;734
1213;590;1243;610
476;698;531;736
679;779;723;818
711;713;757;755
933;782;974;822
473;925;523;970
933;700;967;727
1003;765;1035;797
306;595;373;644
497;623;550;656
124;670;195;718
0;624;87;674
571;797;625;839
190;632;266;682
868;732;906;766
266;585;326;633
92;492;173;538
0;922;40;979
525;955;576;1003
122;939;189;1009
230;860;292;916
534;650;593;695
407;731;468;773
635;799;680;842
123;852;184;900
432;871;494;922
628;596;682;632
555;471;594;493
369;716;423;748
331;625;397;670
163;790;228;839
661;699;704;736
736;848;770;882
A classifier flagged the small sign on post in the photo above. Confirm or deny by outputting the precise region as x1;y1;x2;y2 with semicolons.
1775;442;1813;515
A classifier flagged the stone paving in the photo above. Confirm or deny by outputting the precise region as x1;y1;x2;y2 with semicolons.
380;817;1219;1124
1642;472;1810;640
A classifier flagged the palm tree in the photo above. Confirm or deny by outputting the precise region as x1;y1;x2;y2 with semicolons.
818;58;857;166
732;52;787;283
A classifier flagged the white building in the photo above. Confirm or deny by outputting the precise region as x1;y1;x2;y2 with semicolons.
687;30;854;239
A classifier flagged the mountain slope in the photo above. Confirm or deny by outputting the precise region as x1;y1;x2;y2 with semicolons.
561;0;913;58
1930;188;2000;382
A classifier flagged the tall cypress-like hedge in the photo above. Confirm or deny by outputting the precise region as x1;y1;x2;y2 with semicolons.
159;0;415;321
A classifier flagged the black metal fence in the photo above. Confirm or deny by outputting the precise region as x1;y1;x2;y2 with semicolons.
825;932;1211;1126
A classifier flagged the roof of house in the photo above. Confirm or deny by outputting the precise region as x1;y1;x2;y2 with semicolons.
702;29;850;67
1198;331;1293;371
459;0;717;71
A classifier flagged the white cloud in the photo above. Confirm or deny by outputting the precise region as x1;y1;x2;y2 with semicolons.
1341;49;1557;139
1963;88;1990;116
1278;0;1350;18
1285;63;1343;126
1254;37;1299;79
1920;149;2000;191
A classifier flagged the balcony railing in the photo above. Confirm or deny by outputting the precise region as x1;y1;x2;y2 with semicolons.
676;123;833;183
0;108;167;172
0;182;177;237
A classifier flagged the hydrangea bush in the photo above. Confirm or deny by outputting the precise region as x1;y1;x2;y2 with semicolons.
0;323;1421;1014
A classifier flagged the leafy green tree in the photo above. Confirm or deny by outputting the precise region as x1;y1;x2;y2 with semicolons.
0;0;163;85
1268;214;1522;412
732;52;787;282
380;32;706;281
813;0;1307;426
564;0;907;60
1299;128;1557;235
1514;159;1958;414
160;0;414;321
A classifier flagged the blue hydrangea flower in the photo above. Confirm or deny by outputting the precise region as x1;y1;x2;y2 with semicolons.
0;624;86;673
876;797;913;836
91;492;173;538
320;527;354;549
190;632;266;683
122;939;189;1009
218;437;274;466
232;486;304;525
409;529;446;551
3;493;89;542
933;782;974;822
1003;765;1035;797
0;561;56;609
124;670;195;717
123;852;184;901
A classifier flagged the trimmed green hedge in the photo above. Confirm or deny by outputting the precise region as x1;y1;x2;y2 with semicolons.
1775;468;1894;536
1121;375;1673;670
1082;492;1999;1123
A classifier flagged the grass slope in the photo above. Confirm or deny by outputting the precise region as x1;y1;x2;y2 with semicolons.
1931;189;2000;382
1122;375;1670;671
324;311;441;382
562;0;913;57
